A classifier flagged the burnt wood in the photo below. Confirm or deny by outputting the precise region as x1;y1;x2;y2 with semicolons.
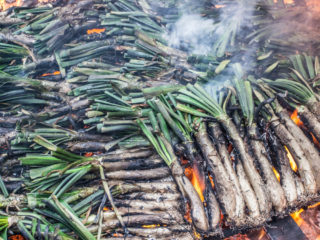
265;216;307;240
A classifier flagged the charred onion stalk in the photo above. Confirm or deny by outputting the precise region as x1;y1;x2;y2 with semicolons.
209;122;258;222
297;105;320;142
254;89;317;196
90;222;191;238
0;213;72;240
248;125;287;213
103;235;193;240
271;99;320;190
233;75;286;214
206;187;221;231
88;213;184;232
22;136;130;233
106;167;170;180
265;78;320;139
109;181;178;195
137;119;209;233
267;132;299;206
102;155;164;171
11;126;113;150
99;148;154;161
176;83;270;220
119;192;181;201
151;98;206;193
195;122;241;226
0;186;100;210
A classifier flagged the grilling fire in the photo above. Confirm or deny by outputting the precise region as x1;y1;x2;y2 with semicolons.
1;0;320;239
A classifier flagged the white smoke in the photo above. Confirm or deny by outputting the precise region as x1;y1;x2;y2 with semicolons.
162;0;261;97
165;14;215;55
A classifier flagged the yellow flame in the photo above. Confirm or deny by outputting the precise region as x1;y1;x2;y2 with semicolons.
290;208;305;226
284;146;298;172
272;167;281;182
192;172;205;202
142;224;160;228
194;230;201;239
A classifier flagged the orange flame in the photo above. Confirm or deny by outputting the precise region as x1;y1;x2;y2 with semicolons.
290;208;305;226
208;173;215;189
272;167;281;182
190;163;205;202
290;201;320;239
311;133;320;149
220;211;224;227
291;109;320;149
291;109;304;127
41;71;61;77
87;28;106;35
284;146;298;172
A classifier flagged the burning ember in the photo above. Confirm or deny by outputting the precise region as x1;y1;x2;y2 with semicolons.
84;152;93;157
112;233;123;237
208;173;215;189
8;235;25;240
87;28;106;35
41;71;61;77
